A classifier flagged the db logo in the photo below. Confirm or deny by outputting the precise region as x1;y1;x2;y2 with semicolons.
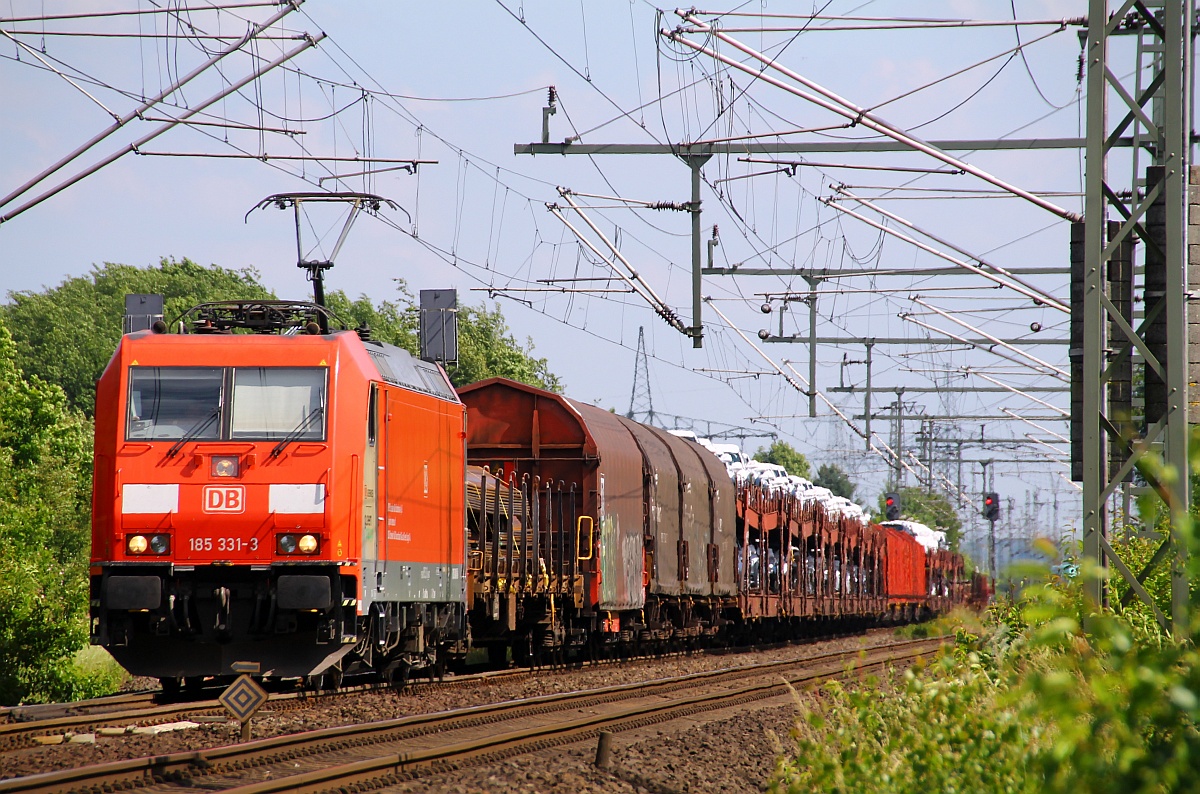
203;485;246;513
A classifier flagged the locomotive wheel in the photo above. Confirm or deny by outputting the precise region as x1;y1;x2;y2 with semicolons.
159;677;181;697
306;665;344;691
325;666;344;690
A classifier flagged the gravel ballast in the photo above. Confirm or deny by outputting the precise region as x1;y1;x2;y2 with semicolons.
3;630;912;791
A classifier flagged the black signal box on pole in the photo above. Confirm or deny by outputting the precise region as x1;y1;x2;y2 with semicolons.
983;492;1000;522
884;492;901;521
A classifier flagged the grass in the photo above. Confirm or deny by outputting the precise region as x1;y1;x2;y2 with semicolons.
69;646;128;697
893;606;986;639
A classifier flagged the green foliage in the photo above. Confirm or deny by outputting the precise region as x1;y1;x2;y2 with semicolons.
0;319;97;705
450;302;560;392
69;646;128;696
326;287;559;392
773;651;1041;794
0;258;273;415
753;440;810;479
323;288;419;351
874;486;963;550
772;509;1200;793
3;263;560;421
814;463;856;501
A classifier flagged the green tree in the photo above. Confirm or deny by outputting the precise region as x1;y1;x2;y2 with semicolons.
1;258;273;415
753;440;810;479
0;319;99;705
326;288;559;391
813;463;856;501
4;264;561;419
323;288;419;351
451;302;559;391
875;486;963;550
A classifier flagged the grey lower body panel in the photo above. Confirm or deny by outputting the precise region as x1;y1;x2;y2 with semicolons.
360;561;466;610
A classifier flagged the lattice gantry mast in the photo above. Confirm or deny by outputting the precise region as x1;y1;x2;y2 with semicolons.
628;326;655;423
1078;0;1193;632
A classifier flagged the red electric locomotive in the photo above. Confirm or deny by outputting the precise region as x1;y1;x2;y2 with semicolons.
89;301;467;688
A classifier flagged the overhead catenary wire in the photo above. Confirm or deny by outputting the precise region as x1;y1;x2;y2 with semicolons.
909;297;1067;379
0;26;122;119
664;11;1080;222
548;189;690;336
976;373;1070;417
821;197;1068;312
5;2;1081;517
704;298;934;484
0;31;324;223
0;2;287;24
1003;409;1071;442
683;10;1086;27
899;305;1067;382
831;186;1067;310
0;1;301;213
1;29;305;41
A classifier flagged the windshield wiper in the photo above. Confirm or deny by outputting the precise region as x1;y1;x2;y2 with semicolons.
166;407;221;458
270;407;324;458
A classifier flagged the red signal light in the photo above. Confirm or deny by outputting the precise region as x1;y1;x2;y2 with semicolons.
983;491;1000;520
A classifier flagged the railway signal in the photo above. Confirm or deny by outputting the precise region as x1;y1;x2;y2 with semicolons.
983;492;1000;522
884;492;901;520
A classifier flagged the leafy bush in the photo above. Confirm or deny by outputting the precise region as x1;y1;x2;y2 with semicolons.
0;320;96;705
774;651;1042;794
771;553;1200;794
1;258;273;416
68;646;128;698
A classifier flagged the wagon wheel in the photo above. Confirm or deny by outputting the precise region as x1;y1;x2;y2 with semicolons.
487;644;509;669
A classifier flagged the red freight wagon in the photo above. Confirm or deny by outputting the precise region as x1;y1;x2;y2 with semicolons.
90;302;466;686
458;377;644;617
883;525;928;621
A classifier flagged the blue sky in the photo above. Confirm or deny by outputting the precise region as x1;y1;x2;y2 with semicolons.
1;1;1115;562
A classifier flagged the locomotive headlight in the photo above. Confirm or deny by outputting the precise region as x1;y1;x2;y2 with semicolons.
211;455;239;478
277;534;298;554
127;535;149;554
149;534;170;554
298;534;319;554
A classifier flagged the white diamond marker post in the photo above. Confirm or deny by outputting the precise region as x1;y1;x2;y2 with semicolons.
219;674;268;742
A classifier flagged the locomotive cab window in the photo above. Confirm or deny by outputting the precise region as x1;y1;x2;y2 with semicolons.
230;367;327;440
126;367;223;440
125;366;327;442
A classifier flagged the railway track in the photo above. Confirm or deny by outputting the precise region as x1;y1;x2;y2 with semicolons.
0;669;529;754
1;625;890;755
0;691;160;725
0;635;945;794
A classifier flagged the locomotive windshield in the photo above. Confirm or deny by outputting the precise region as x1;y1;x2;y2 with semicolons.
230;368;326;440
126;366;327;441
127;367;223;440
